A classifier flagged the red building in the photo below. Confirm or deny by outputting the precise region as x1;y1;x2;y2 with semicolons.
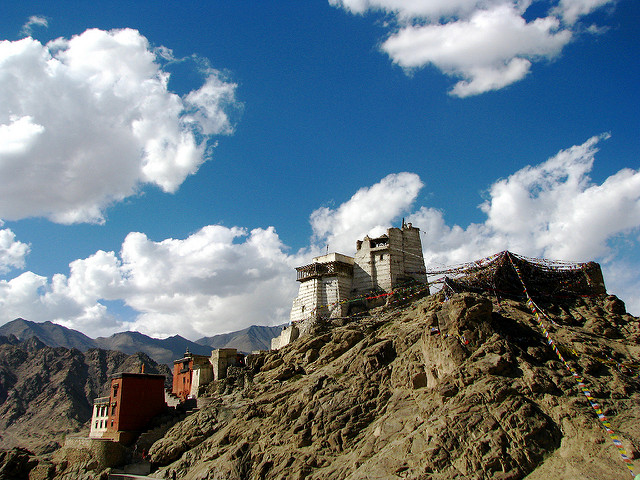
90;372;166;444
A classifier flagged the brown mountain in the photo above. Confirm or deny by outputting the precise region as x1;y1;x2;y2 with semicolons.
0;335;170;456
94;331;213;366
0;319;95;351
0;319;282;367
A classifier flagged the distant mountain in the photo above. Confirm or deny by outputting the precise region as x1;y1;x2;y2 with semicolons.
0;335;170;455
94;331;213;366
196;324;285;353
0;318;285;367
0;318;95;351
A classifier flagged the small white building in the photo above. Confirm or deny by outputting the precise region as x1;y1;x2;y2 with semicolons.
89;396;110;438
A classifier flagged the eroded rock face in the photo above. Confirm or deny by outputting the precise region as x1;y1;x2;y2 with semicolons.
0;447;37;480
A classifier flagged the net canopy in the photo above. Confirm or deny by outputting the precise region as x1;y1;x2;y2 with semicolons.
428;251;606;300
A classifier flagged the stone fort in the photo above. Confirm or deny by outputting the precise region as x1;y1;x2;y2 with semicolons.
272;221;428;349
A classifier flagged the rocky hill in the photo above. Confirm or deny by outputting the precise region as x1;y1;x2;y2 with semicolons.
36;287;638;480
0;336;170;456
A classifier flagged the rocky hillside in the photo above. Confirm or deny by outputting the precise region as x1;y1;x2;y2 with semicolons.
19;290;640;480
55;289;633;480
0;336;170;455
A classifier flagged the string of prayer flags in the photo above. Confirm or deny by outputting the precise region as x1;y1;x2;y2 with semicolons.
507;253;636;478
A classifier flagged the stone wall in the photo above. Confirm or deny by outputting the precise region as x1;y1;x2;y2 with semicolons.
271;324;299;350
352;224;426;295
210;348;238;380
58;436;129;469
290;258;353;323
189;363;214;397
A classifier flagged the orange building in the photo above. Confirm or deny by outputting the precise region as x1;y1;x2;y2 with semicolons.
90;372;166;444
172;350;212;401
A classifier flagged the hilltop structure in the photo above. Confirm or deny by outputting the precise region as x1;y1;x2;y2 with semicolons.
273;222;428;350
172;350;212;402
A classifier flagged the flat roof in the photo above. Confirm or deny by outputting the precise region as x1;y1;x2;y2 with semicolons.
311;252;354;264
109;372;166;380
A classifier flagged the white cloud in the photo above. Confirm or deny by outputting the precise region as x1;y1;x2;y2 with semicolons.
0;227;30;273
0;116;45;155
20;16;48;36
406;134;640;312
554;0;616;25
0;226;300;339
329;0;511;19
0;28;240;223
331;0;617;96
309;172;423;254
382;5;571;96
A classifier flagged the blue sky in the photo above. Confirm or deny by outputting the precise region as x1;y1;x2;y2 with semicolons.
0;0;638;339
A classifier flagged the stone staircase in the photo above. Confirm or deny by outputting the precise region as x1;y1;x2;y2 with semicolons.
134;395;205;452
164;387;180;408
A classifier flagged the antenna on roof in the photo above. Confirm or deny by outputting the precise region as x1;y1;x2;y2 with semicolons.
402;217;406;228
326;245;329;254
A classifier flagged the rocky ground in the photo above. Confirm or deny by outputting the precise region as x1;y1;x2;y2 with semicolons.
141;291;639;480
6;289;640;480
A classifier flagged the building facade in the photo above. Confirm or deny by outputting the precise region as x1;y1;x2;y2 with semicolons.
89;372;166;444
89;396;110;438
352;223;427;295
290;252;355;324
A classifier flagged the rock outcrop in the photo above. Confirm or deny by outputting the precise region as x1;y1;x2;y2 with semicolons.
145;291;639;480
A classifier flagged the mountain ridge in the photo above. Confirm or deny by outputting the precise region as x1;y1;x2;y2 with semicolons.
0;319;283;367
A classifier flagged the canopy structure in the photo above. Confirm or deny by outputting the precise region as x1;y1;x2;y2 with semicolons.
428;251;606;300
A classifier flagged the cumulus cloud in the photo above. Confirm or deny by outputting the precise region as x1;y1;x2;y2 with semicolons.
407;134;640;260
0;227;30;273
383;5;571;97
406;134;640;312
0;28;240;224
330;0;616;96
0;226;301;339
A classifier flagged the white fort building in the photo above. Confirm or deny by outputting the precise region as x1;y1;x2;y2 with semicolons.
272;222;428;350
